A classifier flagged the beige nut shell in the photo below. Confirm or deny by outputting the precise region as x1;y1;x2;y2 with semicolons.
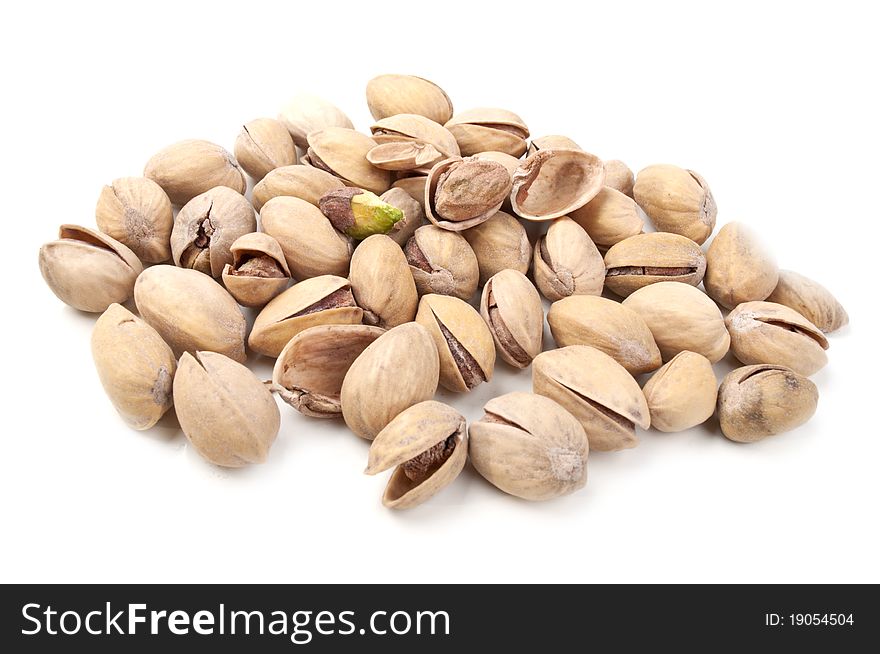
144;139;246;206
510;149;605;221
633;164;716;244
278;94;355;150
480;269;544;369
642;351;717;432
252;165;345;213
533;217;605;301
95;177;173;264
234;117;297;181
462;210;531;286
767;270;849;333
221;232;291;308
305;127;390;195
366;75;453;124
569;186;644;248
405;225;479;300
604;232;707;297
704;222;778;309
349;235;418;329
445;108;529;157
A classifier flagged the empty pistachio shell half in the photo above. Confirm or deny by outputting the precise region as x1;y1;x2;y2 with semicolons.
272;324;384;418
526;135;581;157
234;117;297;181
171;186;256;278
642;351;717;432
318;187;403;240
569;186;644;249
633;164;717;244
349;235;418;328
604;232;707;297
303;127;390;195
39;224;143;313
445;108;529;157
510;149;605;222
391;175;429;212
480;269;543;368
404;225;479;300
144;139;246;206
623;282;730;363
767;270;849;333
725;301;829;376
380;187;426;247
366;401;467;510
415;294;496;392
174;351;280;466
603;160;635;197
371;113;459;158
249;275;363;358
717;365;818;443
463;210;531;286
95;176;173;264
533;345;650;452
425;156;513;231
366;75;453;125
469;392;589;501
221;232;291;308
252;164;345;213
134;265;246;362
341;322;440;440
533;216;605;302
278;93;354;150
704;222;778;309
366;141;443;172
91;303;176;430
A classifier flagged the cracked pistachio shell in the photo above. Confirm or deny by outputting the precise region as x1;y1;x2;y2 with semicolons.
705;222;778;309
39;225;143;312
547;295;662;375
366;141;443;172
569;187;644;249
134;265;246;362
174;351;279;466
171;186;256;278
234;117;296;181
445;108;529;157
303;128;390;195
463;211;531;285
469;392;589;500
366;75;453;124
726;301;828;376
533;216;604;301
717;364;818;443
144;139;246;206
249;275;363;358
415;294;496;392
341;322;440;440
272;324;384;418
533;345;650;452
480;269;543;368
221;232;291;308
371;114;460;158
252;165;345;213
260;196;353;280
95;177;173;264
278;94;354;150
404;225;479;300
380;188;426;247
603;232;707;297
425;157;512;231
366;401;467;510
633;164;717;244
526;135;581;157
349;235;418;328
767;270;849;333
642;351;717;432
91;304;176;430
622;282;730;363
511;149;605;221
391;175;429;212
603;160;635;197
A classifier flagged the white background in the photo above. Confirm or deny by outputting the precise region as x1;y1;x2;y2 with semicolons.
2;0;878;583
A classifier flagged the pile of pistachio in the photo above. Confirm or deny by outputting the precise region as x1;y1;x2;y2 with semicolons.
39;74;848;508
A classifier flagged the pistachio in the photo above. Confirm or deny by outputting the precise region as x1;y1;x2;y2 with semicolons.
318;188;403;240
480;269;543;368
425;157;512;231
380;187;426;247
415;293;496;392
603;232;707;297
134;265;247;362
767;270;849;333
171;186;256;278
174;351;280;466
603;159;635;197
234;117;297;181
569;186;644;250
303;127;390;195
144;139;246;206
278;94;354;150
249;275;363;358
533;345;650;452
91;303;176;430
462;210;531;285
526;135;581;156
221;232;291;308
533;216;605;301
371;113;459;159
349;235;418;328
704;222;778;309
95;177;173;264
366;141;443;172
642;351;717;432
547;295;662;375
469;392;589;500
725;301;829;376
633;164;716;244
260;196;353;280
341;322;440;440
510;149;605;221
445;108;529;157
39;224;143;312
390;176;429;212
366;401;467;509
404;225;479;300
272;324;384;418
252;164;345;213
717;365;818;443
366;75;453;125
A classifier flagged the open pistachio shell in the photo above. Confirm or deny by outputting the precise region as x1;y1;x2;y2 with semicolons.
366;75;453;124
533;216;605;301
569;186;644;249
766;270;849;333
480;269;543;368
510;149;605;221
371;114;460;158
252;165;345;213
424;156;512;231
278;94;354;150
221;232;291;308
144;139;246;206
604;232;707;297
404;225;479;300
349;235;418;328
445;108;529;157
366;141;443;172
303;127;390;195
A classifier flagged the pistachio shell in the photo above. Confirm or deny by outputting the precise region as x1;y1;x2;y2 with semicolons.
221;232;291;308
371;114;460;158
380;187;426;247
366;75;453;124
144;139;246;206
95;177;173;264
633;164;717;244
391;176;429;212
252;165;345;213
602;160;635;197
642;351;717;432
569;186;644;248
445;108;529;157
278;94;354;150
404;225;479;300
704;222;778;309
603;232;707;297
766;270;849;333
425;156;512;231
471;151;521;177
510;149;605;221
480;269;543;368
462;210;531;285
366;141;443;171
533;216;605;301
304;127;390;195
349;235;418;328
234;117;297;181
526;135;581;156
